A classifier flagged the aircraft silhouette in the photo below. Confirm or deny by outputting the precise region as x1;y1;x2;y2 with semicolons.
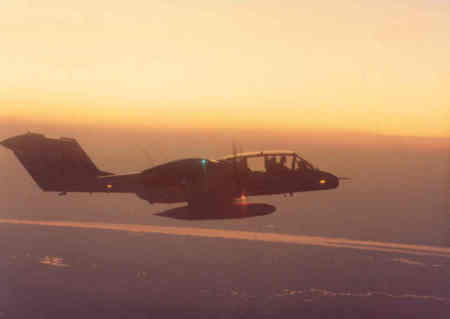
1;132;343;212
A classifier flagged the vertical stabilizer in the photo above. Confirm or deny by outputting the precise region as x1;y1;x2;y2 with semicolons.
1;133;112;191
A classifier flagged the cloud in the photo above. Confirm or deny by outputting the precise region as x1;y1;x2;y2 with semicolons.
2;218;450;258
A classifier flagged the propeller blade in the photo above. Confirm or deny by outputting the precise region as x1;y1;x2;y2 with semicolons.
231;139;244;196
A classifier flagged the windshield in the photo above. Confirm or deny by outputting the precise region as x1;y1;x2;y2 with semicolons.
294;154;315;171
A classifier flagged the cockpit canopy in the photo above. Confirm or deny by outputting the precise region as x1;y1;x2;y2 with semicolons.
217;150;315;174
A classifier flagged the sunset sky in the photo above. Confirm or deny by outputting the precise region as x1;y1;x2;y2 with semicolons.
1;0;449;137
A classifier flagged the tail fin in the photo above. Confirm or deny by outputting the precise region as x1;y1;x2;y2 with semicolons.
1;132;112;191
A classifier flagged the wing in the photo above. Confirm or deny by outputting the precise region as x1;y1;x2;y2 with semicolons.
1;132;142;194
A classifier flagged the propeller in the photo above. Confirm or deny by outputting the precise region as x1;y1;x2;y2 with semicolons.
231;139;245;199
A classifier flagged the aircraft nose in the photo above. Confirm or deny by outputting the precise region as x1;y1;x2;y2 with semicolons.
330;174;339;188
320;172;339;189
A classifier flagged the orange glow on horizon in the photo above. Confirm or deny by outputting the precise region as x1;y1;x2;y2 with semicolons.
1;99;448;139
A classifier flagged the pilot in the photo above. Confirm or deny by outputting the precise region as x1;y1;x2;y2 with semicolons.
280;155;287;168
266;156;276;173
274;155;289;173
295;159;304;172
